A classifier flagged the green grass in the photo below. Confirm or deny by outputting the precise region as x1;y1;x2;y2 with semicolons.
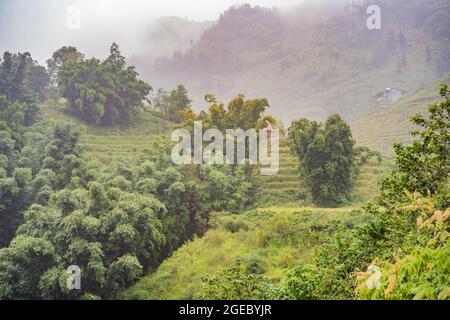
256;143;301;205
349;158;394;204
122;206;369;300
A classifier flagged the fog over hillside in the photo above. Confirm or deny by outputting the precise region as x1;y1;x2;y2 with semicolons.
0;0;300;64
137;0;450;124
1;0;449;125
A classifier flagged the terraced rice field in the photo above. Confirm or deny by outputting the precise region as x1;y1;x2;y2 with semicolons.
40;99;173;163
256;144;301;204
256;140;391;205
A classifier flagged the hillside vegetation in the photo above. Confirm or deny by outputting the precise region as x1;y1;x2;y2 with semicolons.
352;72;450;155
123;207;368;300
256;142;300;205
0;1;448;301
35;90;392;300
41;101;390;206
40;99;173;164
125;84;449;300
123;152;390;300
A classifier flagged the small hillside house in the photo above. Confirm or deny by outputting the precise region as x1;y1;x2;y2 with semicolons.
375;87;405;105
263;123;274;139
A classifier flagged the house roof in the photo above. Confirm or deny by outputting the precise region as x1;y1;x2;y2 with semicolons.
375;87;406;97
385;87;405;92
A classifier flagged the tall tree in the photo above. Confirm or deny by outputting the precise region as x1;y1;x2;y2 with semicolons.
106;42;126;68
24;55;50;101
166;85;192;123
46;46;84;88
289;114;355;206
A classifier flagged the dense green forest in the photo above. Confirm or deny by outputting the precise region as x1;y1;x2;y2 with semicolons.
0;40;448;300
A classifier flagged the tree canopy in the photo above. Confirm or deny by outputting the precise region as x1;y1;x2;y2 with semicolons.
152;85;192;123
289;114;355;207
57;43;151;125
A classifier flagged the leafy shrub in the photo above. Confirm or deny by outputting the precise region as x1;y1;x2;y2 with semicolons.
357;241;450;300
246;253;267;274
224;220;249;233
199;259;279;300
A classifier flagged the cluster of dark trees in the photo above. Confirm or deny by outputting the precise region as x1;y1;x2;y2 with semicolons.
0;51;50;246
151;85;192;123
0;127;258;299
52;44;195;126
152;0;450;79
56;44;151;126
153;5;284;77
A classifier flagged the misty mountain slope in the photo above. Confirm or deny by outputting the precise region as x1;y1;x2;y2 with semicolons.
129;17;213;75
351;72;450;156
139;0;450;125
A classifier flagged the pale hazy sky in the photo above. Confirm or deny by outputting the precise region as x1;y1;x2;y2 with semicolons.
75;0;302;20
0;0;303;64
